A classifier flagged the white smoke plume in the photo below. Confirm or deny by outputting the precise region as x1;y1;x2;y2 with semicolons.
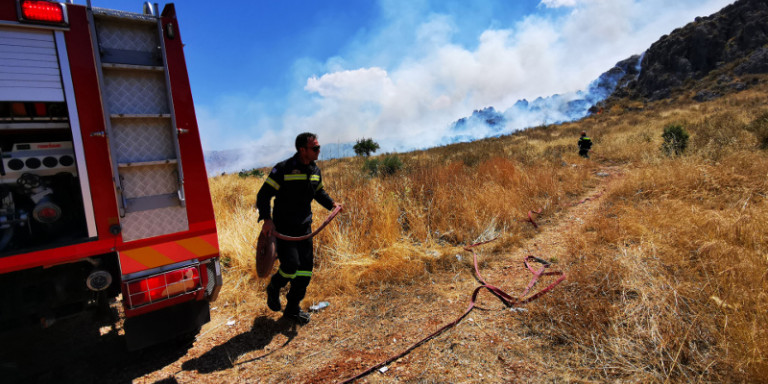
201;0;733;173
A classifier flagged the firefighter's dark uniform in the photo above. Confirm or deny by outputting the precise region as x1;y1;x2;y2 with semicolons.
256;153;335;316
578;135;592;158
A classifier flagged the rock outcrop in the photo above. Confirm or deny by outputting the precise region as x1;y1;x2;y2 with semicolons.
617;0;768;100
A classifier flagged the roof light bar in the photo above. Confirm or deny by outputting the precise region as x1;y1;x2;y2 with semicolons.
18;0;68;26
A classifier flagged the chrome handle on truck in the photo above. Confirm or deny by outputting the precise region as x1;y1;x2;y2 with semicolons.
90;131;106;138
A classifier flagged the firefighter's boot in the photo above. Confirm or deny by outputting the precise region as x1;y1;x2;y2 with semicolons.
284;295;310;324
266;283;281;312
284;308;311;325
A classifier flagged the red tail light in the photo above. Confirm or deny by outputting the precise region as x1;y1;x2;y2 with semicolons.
18;0;67;25
11;103;27;117
126;266;201;308
33;103;47;117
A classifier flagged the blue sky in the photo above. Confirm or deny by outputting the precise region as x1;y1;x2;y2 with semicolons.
93;0;733;169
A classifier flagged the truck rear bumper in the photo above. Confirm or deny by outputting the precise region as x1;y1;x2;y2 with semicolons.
123;299;209;351
122;256;223;318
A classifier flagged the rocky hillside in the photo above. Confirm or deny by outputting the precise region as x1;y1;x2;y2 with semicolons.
447;0;768;134
613;0;768;101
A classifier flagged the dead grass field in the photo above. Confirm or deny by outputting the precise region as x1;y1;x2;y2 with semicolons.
135;77;768;383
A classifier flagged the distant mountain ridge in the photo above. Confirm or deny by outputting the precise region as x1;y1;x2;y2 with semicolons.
613;0;768;101
448;0;768;139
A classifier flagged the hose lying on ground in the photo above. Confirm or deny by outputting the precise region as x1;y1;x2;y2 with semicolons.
340;238;566;383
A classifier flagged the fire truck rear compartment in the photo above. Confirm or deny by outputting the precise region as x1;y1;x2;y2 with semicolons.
1;23;92;255
0;252;120;331
0;125;90;255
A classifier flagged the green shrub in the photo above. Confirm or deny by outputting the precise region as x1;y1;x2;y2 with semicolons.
238;169;264;178
747;111;768;149
661;124;689;156
380;155;403;176
362;158;381;176
362;155;403;176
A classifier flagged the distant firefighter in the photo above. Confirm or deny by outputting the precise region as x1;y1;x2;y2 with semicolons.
578;131;592;158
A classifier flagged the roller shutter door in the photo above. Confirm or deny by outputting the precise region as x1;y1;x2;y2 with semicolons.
0;26;63;102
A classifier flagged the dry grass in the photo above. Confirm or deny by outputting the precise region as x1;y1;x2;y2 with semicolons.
201;78;768;383
533;156;768;381
521;89;768;382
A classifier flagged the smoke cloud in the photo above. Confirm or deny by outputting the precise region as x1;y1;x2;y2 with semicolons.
202;0;733;173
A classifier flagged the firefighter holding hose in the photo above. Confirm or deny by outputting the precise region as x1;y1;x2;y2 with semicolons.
256;132;342;324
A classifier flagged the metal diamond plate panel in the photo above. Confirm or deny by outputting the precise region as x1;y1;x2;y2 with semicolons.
95;19;157;53
120;164;178;198
112;118;175;163
121;206;189;242
103;71;169;114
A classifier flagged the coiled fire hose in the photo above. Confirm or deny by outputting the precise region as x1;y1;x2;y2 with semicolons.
255;205;343;278
340;238;566;383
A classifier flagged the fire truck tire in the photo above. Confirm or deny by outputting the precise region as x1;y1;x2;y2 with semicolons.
123;300;210;351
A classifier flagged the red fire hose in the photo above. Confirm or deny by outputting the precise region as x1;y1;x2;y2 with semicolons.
340;238;566;383
255;205;342;278
526;208;543;229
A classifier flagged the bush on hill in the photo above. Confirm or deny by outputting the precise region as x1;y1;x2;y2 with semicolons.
661;123;690;156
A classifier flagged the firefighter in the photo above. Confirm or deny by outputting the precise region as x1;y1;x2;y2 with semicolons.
578;131;592;158
256;132;342;324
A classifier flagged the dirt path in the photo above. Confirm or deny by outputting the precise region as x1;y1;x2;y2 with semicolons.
509;165;624;264
2;165;625;384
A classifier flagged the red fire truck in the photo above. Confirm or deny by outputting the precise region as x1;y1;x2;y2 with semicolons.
0;0;222;349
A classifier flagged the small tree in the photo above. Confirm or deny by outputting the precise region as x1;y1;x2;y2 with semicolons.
661;124;689;156
353;138;380;157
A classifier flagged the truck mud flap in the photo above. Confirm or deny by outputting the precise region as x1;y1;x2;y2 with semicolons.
123;299;209;351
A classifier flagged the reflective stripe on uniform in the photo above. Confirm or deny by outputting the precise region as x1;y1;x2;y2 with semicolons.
285;174;308;181
310;175;320;182
278;269;313;279
279;268;296;279
315;182;324;192
265;177;280;190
